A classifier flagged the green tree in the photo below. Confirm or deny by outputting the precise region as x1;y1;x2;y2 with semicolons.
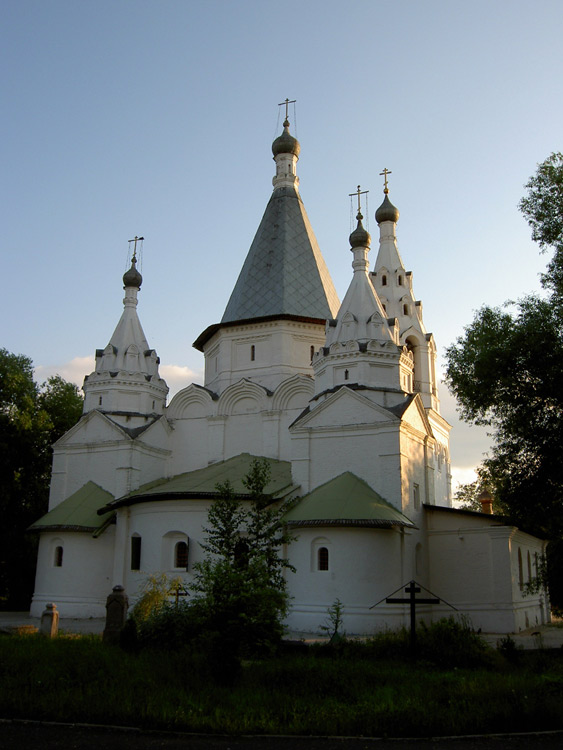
0;350;83;608
445;153;563;608
192;459;294;659
519;151;563;296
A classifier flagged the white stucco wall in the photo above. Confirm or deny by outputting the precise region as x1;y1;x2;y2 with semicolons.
426;509;548;632
30;528;115;618
285;526;412;635
49;413;171;509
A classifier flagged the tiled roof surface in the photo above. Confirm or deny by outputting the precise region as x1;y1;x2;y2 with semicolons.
222;187;340;322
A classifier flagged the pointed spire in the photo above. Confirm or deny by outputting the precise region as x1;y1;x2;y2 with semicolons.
82;242;168;421
312;194;405;397
218;113;339;324
324;187;394;351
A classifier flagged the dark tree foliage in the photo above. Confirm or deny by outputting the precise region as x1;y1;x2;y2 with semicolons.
192;459;294;659
519;152;563;296
0;350;83;608
445;154;563;608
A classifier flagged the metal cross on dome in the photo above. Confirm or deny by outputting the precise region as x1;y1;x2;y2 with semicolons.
278;98;296;121
128;235;144;262
349;184;369;214
379;167;392;194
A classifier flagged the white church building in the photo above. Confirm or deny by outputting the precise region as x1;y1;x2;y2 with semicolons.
30;116;549;634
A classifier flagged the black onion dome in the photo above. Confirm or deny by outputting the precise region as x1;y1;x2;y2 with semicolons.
272;119;301;157
349;213;371;248
375;195;400;224
123;258;143;288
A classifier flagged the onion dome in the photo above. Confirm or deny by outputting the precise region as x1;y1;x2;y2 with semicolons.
375;195;400;224
123;257;143;288
272;118;301;157
349;212;371;248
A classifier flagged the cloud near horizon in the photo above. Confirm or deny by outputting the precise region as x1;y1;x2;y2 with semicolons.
160;364;203;397
34;358;203;399
34;356;95;389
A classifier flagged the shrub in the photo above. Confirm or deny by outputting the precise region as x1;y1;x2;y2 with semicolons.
129;573;185;624
416;616;491;668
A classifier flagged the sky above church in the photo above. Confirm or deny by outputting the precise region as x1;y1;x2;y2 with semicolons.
2;0;562;489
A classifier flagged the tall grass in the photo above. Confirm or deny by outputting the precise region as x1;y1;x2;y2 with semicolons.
1;633;562;737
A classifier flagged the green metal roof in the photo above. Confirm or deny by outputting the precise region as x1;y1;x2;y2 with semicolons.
29;481;115;533
101;453;298;512
283;472;414;528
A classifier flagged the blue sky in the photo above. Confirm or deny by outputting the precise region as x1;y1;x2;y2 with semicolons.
2;0;562;486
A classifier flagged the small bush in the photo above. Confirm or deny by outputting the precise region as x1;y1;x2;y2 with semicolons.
497;633;520;663
129;573;185;624
136;600;205;651
320;598;346;643
416;616;491;668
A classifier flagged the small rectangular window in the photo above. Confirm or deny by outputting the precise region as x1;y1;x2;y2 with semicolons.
131;536;141;571
413;483;420;510
54;546;63;567
318;546;329;571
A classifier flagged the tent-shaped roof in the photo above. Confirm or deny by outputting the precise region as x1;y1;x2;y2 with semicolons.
221;186;340;323
29;481;115;533
100;453;298;512
283;472;414;528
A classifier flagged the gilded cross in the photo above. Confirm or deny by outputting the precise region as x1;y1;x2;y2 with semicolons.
278;98;296;121
379;168;392;194
128;235;144;262
349;184;369;214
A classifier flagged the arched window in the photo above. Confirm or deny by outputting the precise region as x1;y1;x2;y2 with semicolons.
310;345;315;361
518;548;523;590
131;535;142;571
54;546;63;567
98;396;103;406
382;274;387;286
250;345;255;361
344;369;349;381
527;551;532;582
175;541;189;570
398;275;403;285
318;547;329;571
403;304;409;316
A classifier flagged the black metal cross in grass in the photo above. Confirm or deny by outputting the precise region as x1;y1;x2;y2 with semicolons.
371;580;456;659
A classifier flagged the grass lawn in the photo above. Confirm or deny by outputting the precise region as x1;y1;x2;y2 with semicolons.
1;632;563;738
